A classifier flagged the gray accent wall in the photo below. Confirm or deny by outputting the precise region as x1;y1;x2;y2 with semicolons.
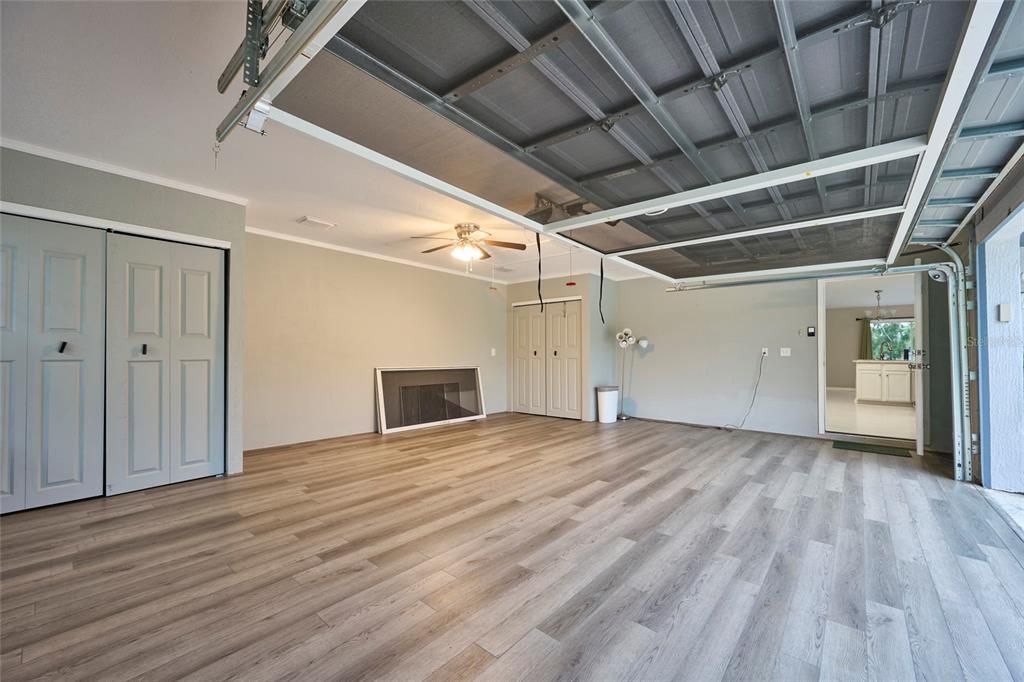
244;234;508;450
613;277;820;437
0;147;248;474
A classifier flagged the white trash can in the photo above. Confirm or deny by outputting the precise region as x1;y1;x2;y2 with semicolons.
597;386;619;424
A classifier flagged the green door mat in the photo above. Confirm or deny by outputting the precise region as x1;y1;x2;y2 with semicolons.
832;441;912;457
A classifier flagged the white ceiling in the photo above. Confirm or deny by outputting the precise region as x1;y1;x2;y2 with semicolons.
0;1;640;284
824;273;917;309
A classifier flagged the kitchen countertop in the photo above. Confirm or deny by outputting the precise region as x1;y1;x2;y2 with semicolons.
853;359;911;364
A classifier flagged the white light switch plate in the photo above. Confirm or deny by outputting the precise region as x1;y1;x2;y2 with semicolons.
490;348;496;357
780;347;792;357
997;303;1012;322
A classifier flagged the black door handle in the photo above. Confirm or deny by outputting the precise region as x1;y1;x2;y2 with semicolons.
142;343;148;356
58;341;68;354
554;350;558;356
533;350;537;356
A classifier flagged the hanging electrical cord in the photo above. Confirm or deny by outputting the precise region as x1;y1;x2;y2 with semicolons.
535;232;544;311
723;350;766;431
599;258;606;324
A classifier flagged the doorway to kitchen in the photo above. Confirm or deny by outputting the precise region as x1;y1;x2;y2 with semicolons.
818;273;922;447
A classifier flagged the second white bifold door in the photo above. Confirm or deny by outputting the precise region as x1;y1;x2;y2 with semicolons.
106;234;225;495
512;300;582;420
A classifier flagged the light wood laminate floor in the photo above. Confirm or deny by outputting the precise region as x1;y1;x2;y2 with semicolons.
3;414;1024;681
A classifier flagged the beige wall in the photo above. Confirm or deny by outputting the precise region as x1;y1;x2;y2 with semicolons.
507;273;619;421
826;305;914;388
244;234;508;449
0;147;248;473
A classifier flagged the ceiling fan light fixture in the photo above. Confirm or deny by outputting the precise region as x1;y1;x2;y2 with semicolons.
452;242;483;261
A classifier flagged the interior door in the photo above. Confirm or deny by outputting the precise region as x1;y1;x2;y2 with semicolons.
546;300;582;420
511;305;547;416
527;305;547;415
1;219;29;513
168;241;225;483
107;234;173;494
27;220;105;508
512;306;533;414
1;216;105;511
107;235;226;495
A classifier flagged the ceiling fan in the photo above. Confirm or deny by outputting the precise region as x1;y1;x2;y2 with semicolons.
413;223;527;261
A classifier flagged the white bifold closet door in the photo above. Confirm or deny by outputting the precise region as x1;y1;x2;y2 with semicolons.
511;301;581;420
1;215;105;513
106;233;225;495
512;304;547;416
546;300;582;420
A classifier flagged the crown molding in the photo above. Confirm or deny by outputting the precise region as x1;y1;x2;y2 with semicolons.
1;138;249;206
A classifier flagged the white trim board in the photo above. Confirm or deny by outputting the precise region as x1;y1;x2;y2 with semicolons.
1;139;249;207
1;201;232;249
612;206;906;257
246;226;498;283
245;227;651;284
542;137;927;234
671;259;888;288
503;271;649;285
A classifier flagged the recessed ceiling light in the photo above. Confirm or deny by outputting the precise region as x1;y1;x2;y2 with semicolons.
297;215;336;228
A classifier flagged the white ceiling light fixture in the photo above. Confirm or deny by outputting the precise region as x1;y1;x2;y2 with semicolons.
644;208;668;216
452;242;484;261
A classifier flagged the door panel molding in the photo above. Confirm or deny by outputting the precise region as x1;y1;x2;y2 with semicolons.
2;216;105;510
169;241;225;483
0;237;28;513
107;234;173;495
547;301;582;420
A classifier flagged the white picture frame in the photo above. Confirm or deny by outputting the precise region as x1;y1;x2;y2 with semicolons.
375;366;486;434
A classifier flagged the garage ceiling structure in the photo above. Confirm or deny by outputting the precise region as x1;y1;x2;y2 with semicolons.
219;0;1022;284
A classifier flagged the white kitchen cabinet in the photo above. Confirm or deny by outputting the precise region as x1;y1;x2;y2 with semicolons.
883;365;913;403
854;360;914;404
856;363;884;401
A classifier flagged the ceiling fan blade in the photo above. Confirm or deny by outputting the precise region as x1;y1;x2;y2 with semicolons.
478;245;492;260
483;239;527;251
410;236;455;240
422;243;454;254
